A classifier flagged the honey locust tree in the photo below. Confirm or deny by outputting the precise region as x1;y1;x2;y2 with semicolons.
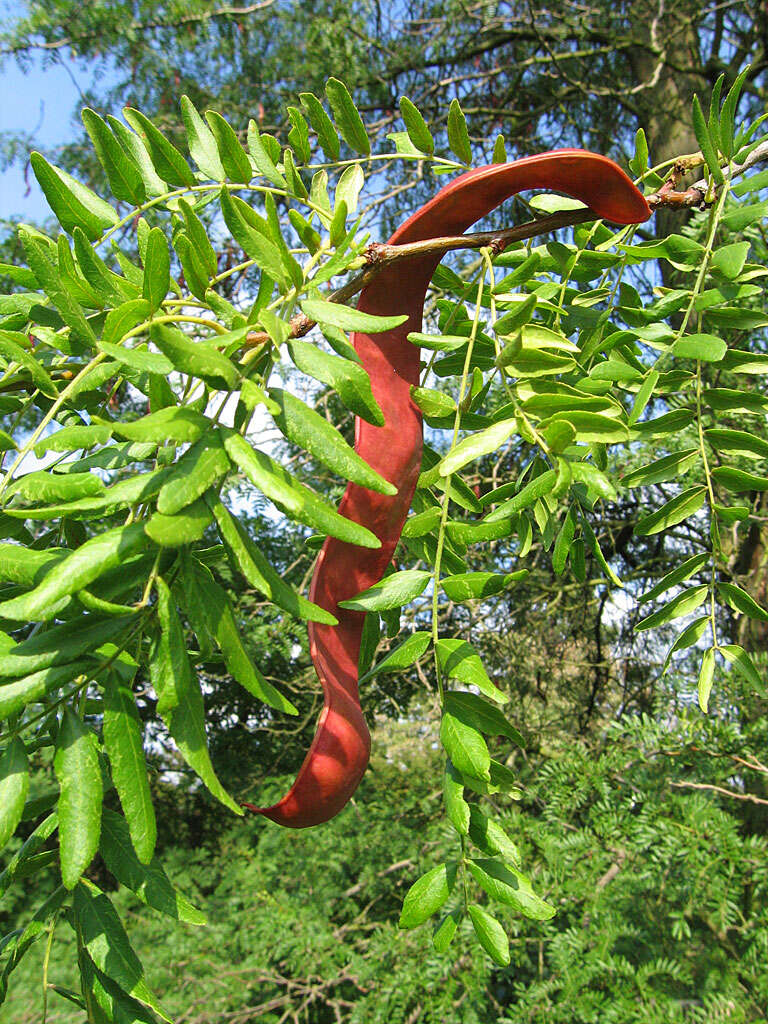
0;73;766;1018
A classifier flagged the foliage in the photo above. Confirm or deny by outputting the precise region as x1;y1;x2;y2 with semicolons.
0;68;766;1020
3;701;768;1023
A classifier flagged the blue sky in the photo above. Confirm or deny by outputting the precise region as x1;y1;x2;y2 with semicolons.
0;4;93;223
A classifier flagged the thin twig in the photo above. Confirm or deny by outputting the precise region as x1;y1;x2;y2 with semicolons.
671;781;768;805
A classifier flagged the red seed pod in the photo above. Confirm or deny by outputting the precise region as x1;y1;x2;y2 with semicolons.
244;150;650;828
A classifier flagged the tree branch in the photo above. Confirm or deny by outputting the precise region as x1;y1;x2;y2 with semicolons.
671;781;768;805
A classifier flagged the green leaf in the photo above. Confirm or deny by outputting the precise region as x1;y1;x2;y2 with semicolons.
662;616;710;674
440;711;490;780
468;859;555;920
399;96;434;154
187;558;298;715
287;106;311;163
697;648;715;713
433;909;462;953
101;297;151;344
629;127;649;176
287;340;385;425
436;638;508;703
0;739;28;852
718;582;768;622
622;449;699;487
540;411;629;444
0;662;93;723
691;94;724;184
30;152;118;240
570;463;617;503
325;78;370;155
720;644;764;692
444;759;470;834
123;107;195;187
144;497;213;547
244;123;285;187
74;885;170;1020
299;92;340;160
0;523;148;623
82;108;146;205
339;570;431;611
447;98;472;164
301;297;407;334
148;576;192;715
732;167;768;197
629;369;660;426
178;198;218;275
705;428;768;460
635;487;707;536
113;405;209;444
219;190;286;284
107;115;167;197
180;96;225;180
441;570;524;604
468;904;510;965
708;74;725;157
408;332;467;353
635;585;709;632
205;110;252;183
710;242;750;280
6;467;104;503
484;470;557;523
439;418;516;477
719;65;750;158
223;429;380;548
141;227;170;313
639;553;709;605
398;863;456;928
410;386;457;419
0;329;58;398
80;954;157;1024
289;209;322;253
102;678;156;865
468;805;521;867
98;339;174;375
268;387;395;495
494;295;538;335
712;466;768;492
402;507;442;538
672;333;727;362
492;134;507;163
157;432;230;515
359;631;431;683
159;595;242;814
151;322;239;390
54;709;102;889
498;347;576;377
445;690;523;745
721;200;768;233
0;614;132;681
100;808;205;924
209;497;336;625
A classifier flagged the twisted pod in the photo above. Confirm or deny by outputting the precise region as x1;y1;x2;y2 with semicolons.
245;150;650;828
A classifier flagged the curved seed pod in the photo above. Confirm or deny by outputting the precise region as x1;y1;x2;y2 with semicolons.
245;150;650;827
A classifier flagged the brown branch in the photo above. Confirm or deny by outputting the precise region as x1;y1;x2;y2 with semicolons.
0;2;275;56
242;186;706;351
671;781;768;805
341;857;414;898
